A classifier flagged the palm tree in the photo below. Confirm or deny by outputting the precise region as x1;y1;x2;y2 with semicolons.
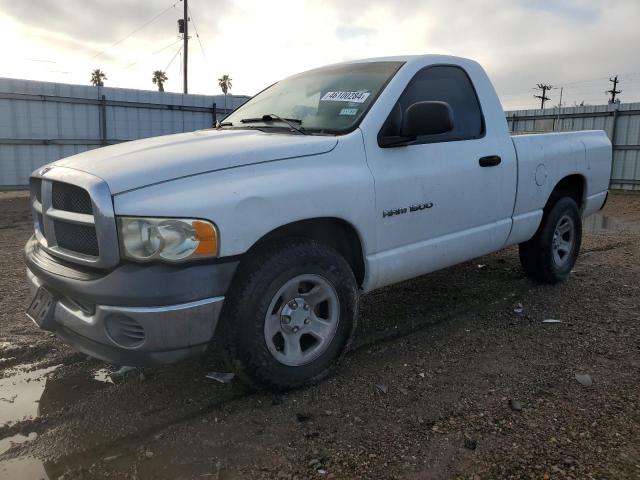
152;70;168;92
90;69;107;87
218;74;232;110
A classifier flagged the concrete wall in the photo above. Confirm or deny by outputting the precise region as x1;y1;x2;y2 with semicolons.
0;77;249;188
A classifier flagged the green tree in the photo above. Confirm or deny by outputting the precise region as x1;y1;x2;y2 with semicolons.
152;70;168;92
218;74;232;109
90;69;107;87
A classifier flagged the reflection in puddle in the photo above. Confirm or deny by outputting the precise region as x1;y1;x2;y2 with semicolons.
0;432;38;455
0;456;48;480
38;369;114;417
0;365;114;427
0;366;116;479
583;214;640;234
0;365;59;426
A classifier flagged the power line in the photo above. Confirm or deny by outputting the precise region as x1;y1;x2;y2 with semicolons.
165;44;183;72
24;58;56;64
153;39;183;56
90;0;183;61
124;39;183;70
558;71;640;87
501;71;640;98
533;84;553;109
502;77;640;106
187;5;208;63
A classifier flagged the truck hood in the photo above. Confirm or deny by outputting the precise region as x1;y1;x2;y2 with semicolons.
53;129;338;194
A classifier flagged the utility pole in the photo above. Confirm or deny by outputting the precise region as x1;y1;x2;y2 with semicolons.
558;87;563;109
607;75;621;104
183;0;189;94
534;83;552;110
555;86;563;131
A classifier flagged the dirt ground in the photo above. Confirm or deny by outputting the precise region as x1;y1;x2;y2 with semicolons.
0;190;639;480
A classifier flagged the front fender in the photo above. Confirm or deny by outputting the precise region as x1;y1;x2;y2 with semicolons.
112;133;376;261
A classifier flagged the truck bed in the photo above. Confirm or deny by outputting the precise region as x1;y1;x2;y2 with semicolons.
504;130;611;247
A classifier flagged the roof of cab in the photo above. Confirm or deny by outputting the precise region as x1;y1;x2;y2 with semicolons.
338;54;473;65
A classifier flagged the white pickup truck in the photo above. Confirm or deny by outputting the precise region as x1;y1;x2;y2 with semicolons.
25;55;611;390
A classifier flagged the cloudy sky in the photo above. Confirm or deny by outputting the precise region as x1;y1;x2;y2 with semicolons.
0;0;638;110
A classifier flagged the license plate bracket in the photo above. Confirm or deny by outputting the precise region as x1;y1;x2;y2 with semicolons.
27;287;58;331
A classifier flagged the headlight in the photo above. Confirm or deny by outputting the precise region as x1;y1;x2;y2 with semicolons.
117;217;218;262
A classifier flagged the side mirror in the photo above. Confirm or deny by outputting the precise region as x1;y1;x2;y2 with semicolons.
400;101;454;138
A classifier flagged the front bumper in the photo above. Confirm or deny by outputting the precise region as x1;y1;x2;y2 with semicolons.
25;236;238;366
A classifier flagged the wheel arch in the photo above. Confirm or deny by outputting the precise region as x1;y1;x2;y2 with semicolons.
545;174;586;212
242;217;366;287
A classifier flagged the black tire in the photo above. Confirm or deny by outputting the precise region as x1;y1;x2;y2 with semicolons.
519;197;582;284
219;238;358;391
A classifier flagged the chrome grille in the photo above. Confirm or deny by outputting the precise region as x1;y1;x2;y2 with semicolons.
52;182;93;214
54;221;100;256
29;167;119;269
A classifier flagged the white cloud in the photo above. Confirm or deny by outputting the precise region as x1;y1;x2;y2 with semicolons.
0;0;638;109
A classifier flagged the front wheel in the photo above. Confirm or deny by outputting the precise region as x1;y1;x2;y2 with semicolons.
519;196;582;284
219;239;358;390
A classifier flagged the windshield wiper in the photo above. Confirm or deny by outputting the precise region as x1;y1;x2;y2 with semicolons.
240;114;308;135
217;121;233;128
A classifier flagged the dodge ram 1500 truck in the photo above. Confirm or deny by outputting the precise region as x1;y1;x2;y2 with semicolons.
25;55;611;390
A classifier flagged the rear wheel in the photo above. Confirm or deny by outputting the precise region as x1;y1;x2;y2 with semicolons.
220;238;358;390
519;197;582;283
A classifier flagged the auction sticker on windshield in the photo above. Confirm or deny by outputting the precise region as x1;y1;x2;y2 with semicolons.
321;91;371;103
339;108;359;116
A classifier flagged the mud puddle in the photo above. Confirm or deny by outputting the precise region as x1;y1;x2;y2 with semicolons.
0;365;118;478
0;365;60;427
0;432;37;455
0;365;116;428
583;213;640;233
37;368;114;417
0;456;48;480
0;364;59;478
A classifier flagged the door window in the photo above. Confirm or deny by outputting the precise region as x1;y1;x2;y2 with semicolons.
379;66;484;144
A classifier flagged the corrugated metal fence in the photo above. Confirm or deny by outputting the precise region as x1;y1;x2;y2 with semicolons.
506;102;640;191
2;78;638;191
0;77;249;189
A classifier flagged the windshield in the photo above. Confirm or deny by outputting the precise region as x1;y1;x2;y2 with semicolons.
221;61;404;135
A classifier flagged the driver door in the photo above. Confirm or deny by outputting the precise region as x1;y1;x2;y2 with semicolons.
365;65;517;288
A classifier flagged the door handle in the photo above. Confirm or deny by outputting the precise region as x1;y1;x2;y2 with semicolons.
479;155;501;167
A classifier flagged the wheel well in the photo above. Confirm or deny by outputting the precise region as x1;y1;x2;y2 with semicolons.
247;218;366;287
546;175;585;211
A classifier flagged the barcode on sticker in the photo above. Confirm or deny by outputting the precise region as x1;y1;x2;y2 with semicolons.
321;91;371;103
339;108;358;116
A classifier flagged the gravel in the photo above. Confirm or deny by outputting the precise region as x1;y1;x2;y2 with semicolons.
1;190;639;479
